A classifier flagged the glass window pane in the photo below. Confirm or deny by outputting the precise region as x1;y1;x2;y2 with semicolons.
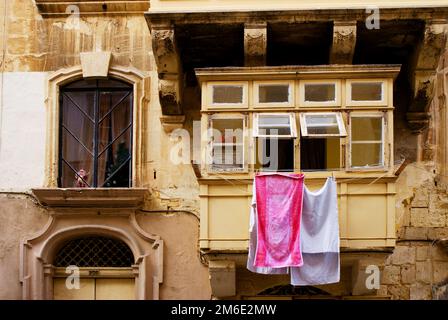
61;161;93;188
304;83;335;102
62;95;94;152
258;115;291;136
212;118;244;142
259;116;290;126
212;145;244;170
304;114;340;135
351;117;382;141
351;143;382;167
212;85;243;104
351;82;383;101
61;131;94;188
98;94;132;153
258;84;290;103
97;128;132;187
211;118;244;171
98;90;132;187
60;79;133;188
98;91;131;119
63;91;95;119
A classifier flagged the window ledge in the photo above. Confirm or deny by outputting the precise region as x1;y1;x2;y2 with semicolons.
32;188;149;208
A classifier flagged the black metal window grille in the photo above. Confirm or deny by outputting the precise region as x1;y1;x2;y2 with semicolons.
53;236;134;267
58;79;133;188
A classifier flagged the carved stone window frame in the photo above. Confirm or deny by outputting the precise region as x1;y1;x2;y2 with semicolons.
45;65;150;188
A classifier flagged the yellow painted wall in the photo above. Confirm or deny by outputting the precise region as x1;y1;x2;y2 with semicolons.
200;179;396;251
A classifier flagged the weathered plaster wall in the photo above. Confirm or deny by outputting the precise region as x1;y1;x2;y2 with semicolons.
136;212;211;299
0;196;212;300
0;73;47;191
0;195;49;300
0;0;200;208
0;0;206;300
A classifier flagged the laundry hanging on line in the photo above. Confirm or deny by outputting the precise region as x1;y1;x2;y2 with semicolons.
247;174;340;286
291;177;340;285
247;179;288;274
253;173;305;268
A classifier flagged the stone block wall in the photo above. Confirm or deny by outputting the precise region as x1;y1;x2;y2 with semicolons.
383;49;448;300
1;0;152;73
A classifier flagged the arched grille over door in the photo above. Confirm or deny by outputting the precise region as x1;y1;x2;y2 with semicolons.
54;236;134;268
59;79;133;188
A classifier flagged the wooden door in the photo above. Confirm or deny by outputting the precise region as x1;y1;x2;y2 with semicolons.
53;278;135;300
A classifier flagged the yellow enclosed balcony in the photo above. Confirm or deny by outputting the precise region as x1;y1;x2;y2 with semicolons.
196;65;400;252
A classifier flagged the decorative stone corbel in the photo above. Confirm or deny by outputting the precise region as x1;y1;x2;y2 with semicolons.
407;20;448;133
151;24;183;115
159;78;183;115
160;115;186;133
80;51;112;78
244;22;267;67
330;21;357;64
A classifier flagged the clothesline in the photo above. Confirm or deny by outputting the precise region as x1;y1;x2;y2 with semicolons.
210;160;402;194
209;158;441;195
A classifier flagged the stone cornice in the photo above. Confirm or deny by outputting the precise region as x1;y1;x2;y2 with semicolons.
35;0;150;16
146;7;448;26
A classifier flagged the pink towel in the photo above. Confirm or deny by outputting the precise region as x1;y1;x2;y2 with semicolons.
254;173;305;268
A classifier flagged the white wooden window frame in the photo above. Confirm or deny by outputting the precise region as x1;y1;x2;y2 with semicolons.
206;81;249;109
346;79;388;106
253;80;295;108
253;113;297;138
299;112;347;137
207;114;247;173
349;112;386;170
299;80;341;107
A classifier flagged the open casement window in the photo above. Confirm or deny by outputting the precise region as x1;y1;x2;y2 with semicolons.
299;80;340;107
207;82;248;108
208;115;246;172
254;113;297;172
349;113;386;169
346;80;387;106
299;113;347;137
253;113;297;138
299;113;345;171
254;81;294;107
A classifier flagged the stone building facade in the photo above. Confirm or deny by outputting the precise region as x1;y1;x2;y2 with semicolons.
0;0;447;300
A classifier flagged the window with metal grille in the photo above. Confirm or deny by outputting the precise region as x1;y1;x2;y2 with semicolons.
53;236;134;267
59;79;133;188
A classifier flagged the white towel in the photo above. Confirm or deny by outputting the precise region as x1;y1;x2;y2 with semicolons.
291;177;340;285
247;181;288;275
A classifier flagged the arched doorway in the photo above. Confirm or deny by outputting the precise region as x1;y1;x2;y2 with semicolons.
52;236;136;300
